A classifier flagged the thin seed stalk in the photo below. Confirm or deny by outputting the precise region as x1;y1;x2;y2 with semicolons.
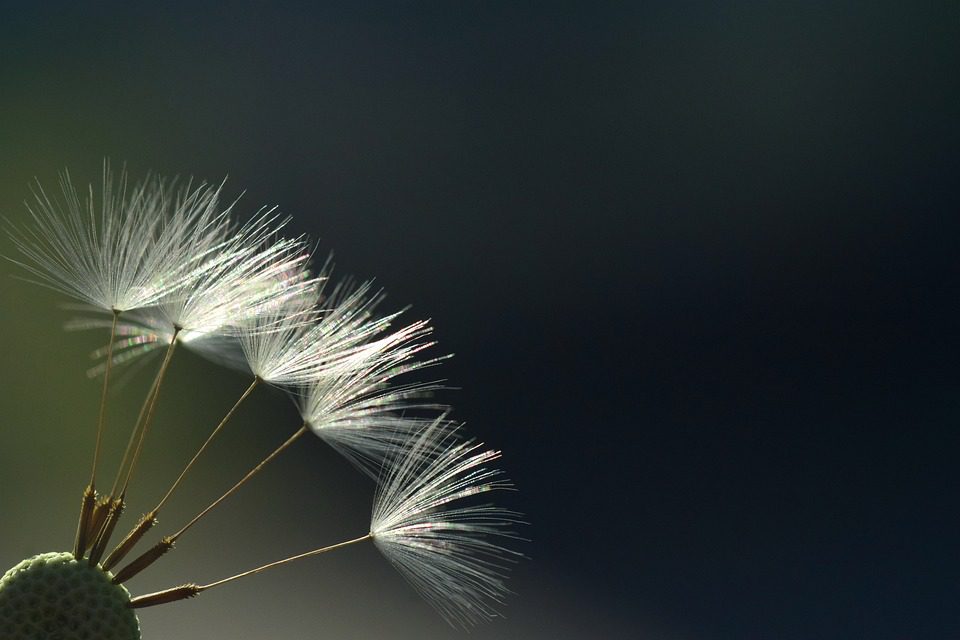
91;309;120;484
201;534;372;590
121;329;181;496
72;485;97;559
155;376;261;513
90;334;174;566
112;425;308;582
126;535;371;609
110;367;162;498
88;496;125;566
171;424;308;541
105;376;261;571
113;536;175;584
73;309;120;558
103;510;158;571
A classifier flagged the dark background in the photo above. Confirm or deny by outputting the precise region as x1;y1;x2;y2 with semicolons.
1;2;958;639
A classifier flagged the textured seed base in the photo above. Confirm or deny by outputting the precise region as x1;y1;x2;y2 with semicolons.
0;551;141;640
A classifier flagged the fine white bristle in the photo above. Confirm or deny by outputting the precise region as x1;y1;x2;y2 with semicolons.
370;421;522;628
67;307;248;377
295;301;446;475
153;208;315;338
249;278;401;384
6;164;233;312
236;266;332;386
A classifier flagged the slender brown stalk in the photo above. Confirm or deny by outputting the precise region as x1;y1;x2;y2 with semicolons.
91;309;121;485
157;376;261;513
84;495;112;551
170;424;307;542
105;375;262;570
89;331;178;567
72;486;96;559
73;309;120;558
128;584;200;609
102;509;157;571
112;424;308;583
108;366;162;498
120;328;181;496
126;535;371;609
200;534;371;591
86;366;159;563
88;495;124;566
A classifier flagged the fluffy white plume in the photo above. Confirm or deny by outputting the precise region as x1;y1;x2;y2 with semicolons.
234;265;344;386
67;261;320;379
6;164;232;312
370;421;522;628
153;209;315;338
78;307;251;370
294;285;445;474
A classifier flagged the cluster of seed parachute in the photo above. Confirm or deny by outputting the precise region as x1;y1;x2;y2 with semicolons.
3;166;521;632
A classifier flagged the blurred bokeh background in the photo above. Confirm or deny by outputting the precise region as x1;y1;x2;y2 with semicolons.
0;2;958;639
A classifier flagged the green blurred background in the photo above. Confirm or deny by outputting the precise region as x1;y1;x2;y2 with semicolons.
2;2;959;639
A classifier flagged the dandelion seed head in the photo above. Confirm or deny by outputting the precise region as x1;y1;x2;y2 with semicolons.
68;222;322;376
6;164;233;313
153;210;314;338
68;307;249;376
370;422;522;628
236;268;329;386
9;164;524;635
294;306;445;475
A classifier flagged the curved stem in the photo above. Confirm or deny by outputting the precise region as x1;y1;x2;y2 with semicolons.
74;309;120;558
91;309;121;486
200;534;372;591
120;328;180;496
104;376;262;571
127;534;371;609
109;356;163;498
154;376;261;513
171;424;307;542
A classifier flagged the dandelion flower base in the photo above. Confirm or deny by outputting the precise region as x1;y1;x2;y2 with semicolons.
0;552;141;640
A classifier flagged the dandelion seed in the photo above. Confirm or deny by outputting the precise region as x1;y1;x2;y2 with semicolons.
71;231;321;377
110;308;443;578
239;276;396;386
125;419;522;632
86;212;318;566
235;268;330;386
6;163;231;312
6;165;238;559
371;421;523;628
153;216;315;339
295;310;447;476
